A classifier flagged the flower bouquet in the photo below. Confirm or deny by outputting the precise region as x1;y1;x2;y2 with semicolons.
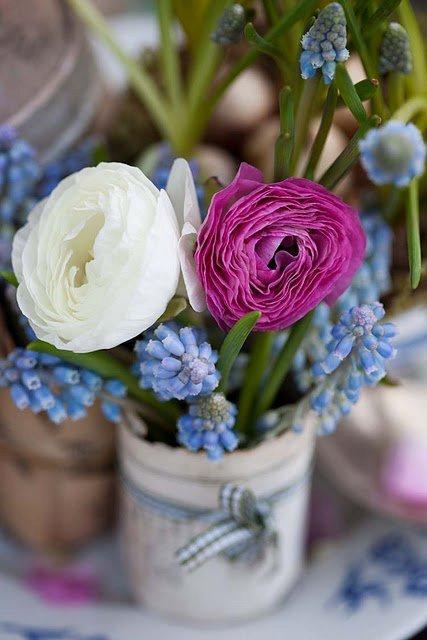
1;0;426;624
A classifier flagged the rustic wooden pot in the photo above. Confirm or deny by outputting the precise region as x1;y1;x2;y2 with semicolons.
0;309;116;551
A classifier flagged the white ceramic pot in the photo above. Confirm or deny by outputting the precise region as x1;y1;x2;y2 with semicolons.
119;412;315;624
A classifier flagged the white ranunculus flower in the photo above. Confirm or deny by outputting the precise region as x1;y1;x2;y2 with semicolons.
166;158;207;312
12;162;180;352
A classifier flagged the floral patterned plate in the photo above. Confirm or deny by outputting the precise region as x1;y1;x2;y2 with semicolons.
0;519;426;640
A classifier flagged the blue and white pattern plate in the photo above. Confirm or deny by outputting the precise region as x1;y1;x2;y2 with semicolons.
0;519;426;640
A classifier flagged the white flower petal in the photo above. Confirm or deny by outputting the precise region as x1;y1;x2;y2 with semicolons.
178;221;207;312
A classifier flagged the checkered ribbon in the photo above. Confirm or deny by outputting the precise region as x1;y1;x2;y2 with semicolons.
176;484;276;572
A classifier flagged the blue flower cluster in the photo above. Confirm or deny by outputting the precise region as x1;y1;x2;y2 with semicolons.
178;392;238;461
35;138;96;199
294;213;393;392
306;303;396;435
379;23;412;75
211;4;246;45
135;323;220;401
300;2;349;84
151;144;206;218
0;126;40;224
0;127;40;268
337;212;393;312
359;121;426;187
0;348;126;425
293;304;332;392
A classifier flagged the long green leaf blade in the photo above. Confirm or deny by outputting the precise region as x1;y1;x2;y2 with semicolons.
0;271;18;288
365;0;403;35
217;311;261;393
254;311;314;419
406;179;422;289
334;63;367;124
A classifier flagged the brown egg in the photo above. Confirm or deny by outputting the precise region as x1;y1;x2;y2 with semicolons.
243;116;353;196
193;144;238;185
210;67;276;136
334;55;369;137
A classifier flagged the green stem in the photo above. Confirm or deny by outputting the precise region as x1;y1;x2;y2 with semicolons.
236;332;274;436
274;86;295;180
392;97;427;123
291;77;320;174
176;0;228;155
339;0;385;117
253;311;314;420
66;0;177;145
388;73;405;114
209;0;318;109
406;179;422;289
157;0;183;110
304;85;338;179
319;114;381;190
383;186;403;223
262;0;279;25
398;0;427;97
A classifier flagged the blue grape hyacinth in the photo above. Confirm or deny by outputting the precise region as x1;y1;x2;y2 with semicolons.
379;23;412;76
359;121;426;187
135;323;220;401
178;393;238;461
300;2;349;84
35;138;96;199
306;303;396;435
0;126;40;224
0;348;126;425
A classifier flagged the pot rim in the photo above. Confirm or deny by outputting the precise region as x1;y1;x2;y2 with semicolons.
120;409;315;484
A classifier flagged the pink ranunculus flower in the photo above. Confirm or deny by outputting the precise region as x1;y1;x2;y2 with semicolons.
195;163;365;331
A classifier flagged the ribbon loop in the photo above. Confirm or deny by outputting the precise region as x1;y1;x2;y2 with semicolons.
176;484;276;572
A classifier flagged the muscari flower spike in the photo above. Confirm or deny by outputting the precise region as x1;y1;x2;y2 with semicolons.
35;138;96;199
307;303;396;435
359;120;426;187
293;213;393;394
379;23;412;76
0;348;126;425
135;323;220;402
300;2;349;85
0;126;40;225
177;392;238;461
211;4;246;45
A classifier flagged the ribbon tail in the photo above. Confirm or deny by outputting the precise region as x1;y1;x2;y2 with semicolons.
176;520;253;572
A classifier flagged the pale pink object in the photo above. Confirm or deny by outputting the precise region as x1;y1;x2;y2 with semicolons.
26;564;99;605
380;440;427;507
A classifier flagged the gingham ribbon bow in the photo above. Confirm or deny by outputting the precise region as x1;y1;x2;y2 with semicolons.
176;484;276;572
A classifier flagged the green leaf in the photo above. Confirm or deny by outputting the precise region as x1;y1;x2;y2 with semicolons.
337;78;379;106
236;332;274;435
319;114;381;190
339;0;375;78
274;86;295;181
334;63;367;124
365;0;404;35
245;23;287;63
304;85;338;178
28;340;180;422
157;297;187;322
0;270;18;288
254;311;314;419
217;311;261;393
405;179;422;289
